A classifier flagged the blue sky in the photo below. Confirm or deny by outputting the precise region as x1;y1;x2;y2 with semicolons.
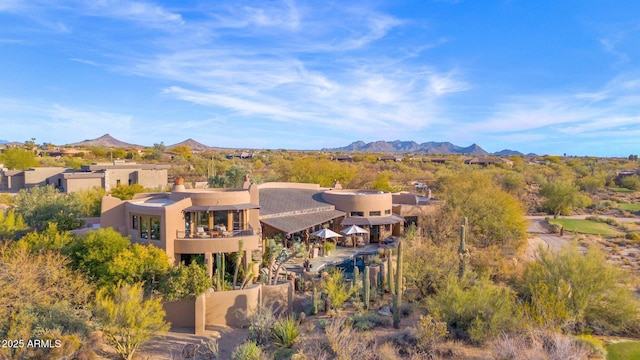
1;1;639;156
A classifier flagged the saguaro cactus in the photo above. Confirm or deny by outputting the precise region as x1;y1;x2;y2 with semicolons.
458;217;468;279
388;248;395;295
393;241;403;328
363;265;370;309
353;266;360;301
312;285;319;315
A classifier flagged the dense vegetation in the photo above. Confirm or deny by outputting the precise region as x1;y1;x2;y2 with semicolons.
2;141;640;358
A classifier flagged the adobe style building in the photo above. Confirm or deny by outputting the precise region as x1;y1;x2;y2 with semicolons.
0;161;169;193
100;178;261;278
99;177;441;276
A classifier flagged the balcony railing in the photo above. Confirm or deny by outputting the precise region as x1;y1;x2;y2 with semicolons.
176;227;255;239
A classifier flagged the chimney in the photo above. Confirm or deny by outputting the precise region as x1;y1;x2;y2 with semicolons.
172;177;185;192
242;174;251;189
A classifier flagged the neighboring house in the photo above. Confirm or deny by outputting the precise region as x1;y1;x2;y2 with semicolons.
101;179;262;278
464;157;514;167
0;161;170;193
330;155;354;162
377;155;404;162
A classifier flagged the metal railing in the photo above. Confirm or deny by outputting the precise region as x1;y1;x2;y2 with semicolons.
176;227;254;239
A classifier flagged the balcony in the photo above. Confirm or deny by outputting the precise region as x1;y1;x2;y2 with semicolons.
176;227;255;239
174;227;260;254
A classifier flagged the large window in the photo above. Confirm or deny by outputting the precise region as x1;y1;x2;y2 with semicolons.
214;211;229;229
369;211;381;216
350;211;364;217
132;214;160;241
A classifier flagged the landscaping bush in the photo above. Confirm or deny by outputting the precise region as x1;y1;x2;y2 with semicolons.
574;334;607;358
413;315;448;353
272;316;299;348
320;268;354;311
426;275;522;344
521;243;640;335
351;312;392;331
247;305;276;345
231;341;262;360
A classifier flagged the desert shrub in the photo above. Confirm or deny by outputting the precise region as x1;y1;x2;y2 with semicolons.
620;175;640;191
351;312;392;331
491;331;590;360
202;338;219;359
425;275;521;344
626;232;640;241
574;334;607;358
320;268;354;311
231;341;262;360
272;316;299;348
324;317;377;360
521;242;640;335
247;305;276;345
413;315;448;352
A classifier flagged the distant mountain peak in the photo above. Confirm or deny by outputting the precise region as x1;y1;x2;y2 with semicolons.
325;140;489;155
66;134;141;148
168;138;210;151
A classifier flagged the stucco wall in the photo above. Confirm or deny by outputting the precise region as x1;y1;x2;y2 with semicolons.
186;281;294;331
203;285;262;328
163;298;196;328
65;177;103;193
137;169;169;189
323;190;393;215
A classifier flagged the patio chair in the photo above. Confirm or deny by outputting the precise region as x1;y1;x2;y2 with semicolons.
195;226;207;238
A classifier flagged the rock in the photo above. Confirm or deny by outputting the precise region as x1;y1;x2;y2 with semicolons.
378;306;392;317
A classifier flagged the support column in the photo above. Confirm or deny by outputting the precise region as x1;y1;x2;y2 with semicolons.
205;252;213;278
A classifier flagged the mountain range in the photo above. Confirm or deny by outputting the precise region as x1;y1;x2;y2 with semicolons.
50;134;527;155
325;140;518;155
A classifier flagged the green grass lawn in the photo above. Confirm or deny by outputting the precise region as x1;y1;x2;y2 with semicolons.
607;341;640;360
610;187;636;193
548;218;623;237
618;203;640;212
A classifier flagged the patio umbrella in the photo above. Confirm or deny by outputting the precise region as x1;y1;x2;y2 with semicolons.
340;225;369;235
311;228;343;239
341;224;368;248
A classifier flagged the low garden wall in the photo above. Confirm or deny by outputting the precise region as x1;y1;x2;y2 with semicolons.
163;281;295;334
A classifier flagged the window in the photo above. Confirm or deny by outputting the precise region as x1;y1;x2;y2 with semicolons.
116;179;121;186
350;211;364;217
138;216;160;240
140;216;149;239
132;215;138;230
150;217;160;240
384;209;391;215
369;211;381;216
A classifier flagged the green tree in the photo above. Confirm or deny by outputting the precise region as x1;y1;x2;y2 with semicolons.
159;262;211;301
620;174;640;191
108;243;172;293
63;228;130;284
371;171;396;192
403;236;458;297
172;145;193;160
18;222;73;253
72;186;107;217
209;164;251;188
437;171;527;248
15;185;84;231
0;208;27;240
93;282;170;360
426;275;521;344
110;183;147;200
0;244;95;359
539;180;591;217
521;243;640;334
0;147;38;169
